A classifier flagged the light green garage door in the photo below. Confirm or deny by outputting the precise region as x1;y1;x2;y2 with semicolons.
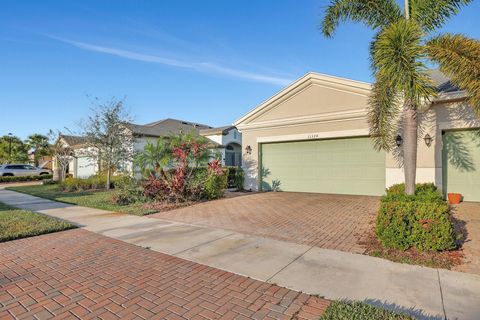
443;130;480;202
260;137;385;196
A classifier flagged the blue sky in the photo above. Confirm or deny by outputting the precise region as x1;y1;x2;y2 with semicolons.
1;1;479;139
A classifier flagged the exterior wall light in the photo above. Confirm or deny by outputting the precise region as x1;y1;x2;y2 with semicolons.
395;134;403;147
245;145;252;155
424;134;432;147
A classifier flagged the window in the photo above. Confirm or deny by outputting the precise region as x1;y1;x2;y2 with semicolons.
233;131;237;139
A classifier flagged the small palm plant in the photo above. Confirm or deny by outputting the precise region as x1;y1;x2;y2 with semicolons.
135;138;171;177
321;0;480;195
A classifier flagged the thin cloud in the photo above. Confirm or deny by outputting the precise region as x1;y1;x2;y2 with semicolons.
49;36;293;86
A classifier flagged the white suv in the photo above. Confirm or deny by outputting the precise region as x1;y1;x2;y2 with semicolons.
0;164;52;177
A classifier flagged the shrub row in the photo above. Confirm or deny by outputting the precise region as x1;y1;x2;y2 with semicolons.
0;174;53;183
376;183;456;252
59;175;119;192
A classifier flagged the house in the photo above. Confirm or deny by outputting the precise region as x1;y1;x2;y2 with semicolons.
53;135;98;178
199;126;242;166
235;71;480;201
57;119;240;178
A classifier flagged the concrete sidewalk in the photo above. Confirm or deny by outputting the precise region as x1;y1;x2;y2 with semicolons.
1;189;479;320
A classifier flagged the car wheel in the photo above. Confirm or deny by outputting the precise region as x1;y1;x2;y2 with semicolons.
2;173;14;177
40;172;49;175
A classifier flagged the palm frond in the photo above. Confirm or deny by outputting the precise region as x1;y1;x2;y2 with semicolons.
321;0;401;38
371;19;436;104
425;34;480;112
367;74;401;151
410;0;472;32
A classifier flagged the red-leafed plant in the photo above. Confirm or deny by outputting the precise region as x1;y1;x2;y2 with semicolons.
137;132;226;202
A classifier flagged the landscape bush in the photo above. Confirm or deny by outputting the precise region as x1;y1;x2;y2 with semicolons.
0;174;52;183
59;175;119;192
225;166;244;189
42;179;57;185
111;175;145;205
376;183;456;251
138;133;229;202
204;160;228;200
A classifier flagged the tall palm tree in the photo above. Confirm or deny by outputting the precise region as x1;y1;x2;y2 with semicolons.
321;0;480;194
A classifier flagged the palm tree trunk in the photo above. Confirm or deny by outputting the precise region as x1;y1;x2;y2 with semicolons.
403;102;417;195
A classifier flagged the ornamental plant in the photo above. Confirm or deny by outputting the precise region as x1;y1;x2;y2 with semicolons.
138;132;226;202
376;183;456;251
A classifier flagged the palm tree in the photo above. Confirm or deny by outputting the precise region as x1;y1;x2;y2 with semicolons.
25;134;51;166
321;0;480;195
135;138;171;177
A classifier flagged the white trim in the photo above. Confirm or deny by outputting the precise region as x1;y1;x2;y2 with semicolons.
437;121;480;131
256;128;370;143
237;108;367;131
234;72;371;126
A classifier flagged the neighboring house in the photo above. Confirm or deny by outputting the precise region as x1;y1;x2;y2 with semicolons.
199;126;242;166
56;119;232;178
52;135;98;178
235;70;480;201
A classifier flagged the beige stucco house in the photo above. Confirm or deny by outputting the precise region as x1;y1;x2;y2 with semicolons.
235;71;480;201
200;126;242;166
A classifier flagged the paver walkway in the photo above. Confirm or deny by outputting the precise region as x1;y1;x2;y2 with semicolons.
452;202;480;275
1;189;480;320
1;229;328;320
152;192;378;254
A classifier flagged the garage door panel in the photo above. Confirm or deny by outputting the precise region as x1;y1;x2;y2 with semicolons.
443;130;480;202
261;137;385;196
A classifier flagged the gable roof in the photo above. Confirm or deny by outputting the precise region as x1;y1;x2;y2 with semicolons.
199;125;236;136
60;135;88;147
234;72;371;126
235;70;467;127
124;118;212;137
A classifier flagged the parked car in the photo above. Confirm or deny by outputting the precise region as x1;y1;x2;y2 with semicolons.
0;164;52;177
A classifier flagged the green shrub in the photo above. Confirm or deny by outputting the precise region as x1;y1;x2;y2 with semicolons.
0;174;52;183
225;166;244;189
203;168;228;200
59;175;120;192
111;175;144;205
385;183;442;201
321;301;413;320
376;183;456;251
42;179;57;185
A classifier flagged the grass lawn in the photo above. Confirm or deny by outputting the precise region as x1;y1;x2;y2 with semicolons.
320;301;413;320
7;184;157;216
0;202;75;242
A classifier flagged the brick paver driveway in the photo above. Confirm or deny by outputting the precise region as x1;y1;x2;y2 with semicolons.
0;229;329;320
152;192;379;253
452;202;480;275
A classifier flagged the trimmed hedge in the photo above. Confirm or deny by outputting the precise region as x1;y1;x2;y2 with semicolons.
0;174;53;183
376;183;456;251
